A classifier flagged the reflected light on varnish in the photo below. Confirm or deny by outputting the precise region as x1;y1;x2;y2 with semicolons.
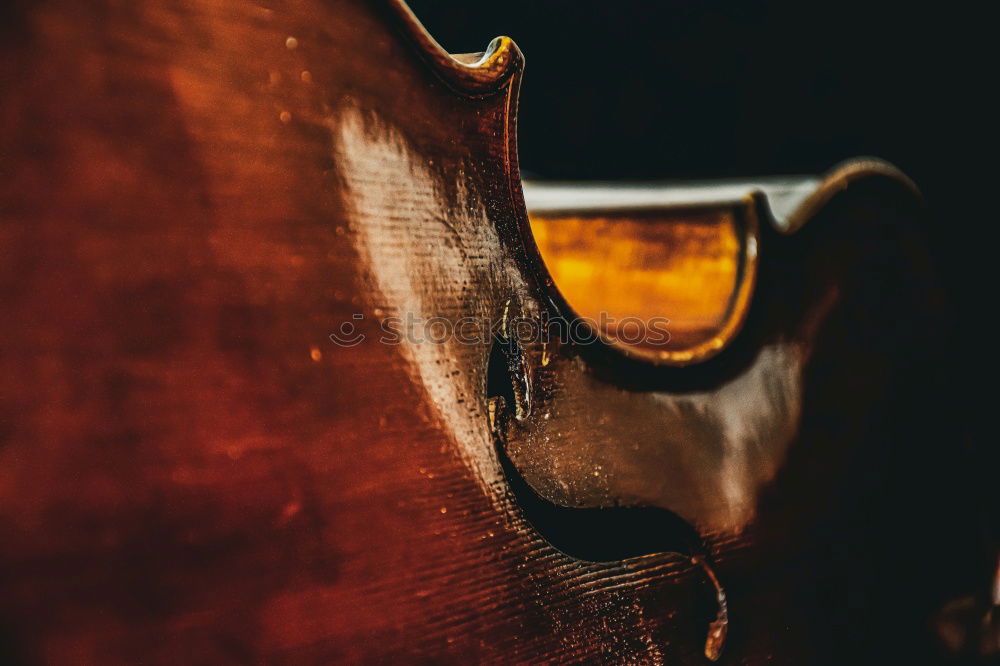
528;206;745;360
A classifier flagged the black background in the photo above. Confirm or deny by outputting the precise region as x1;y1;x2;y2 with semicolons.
408;0;988;331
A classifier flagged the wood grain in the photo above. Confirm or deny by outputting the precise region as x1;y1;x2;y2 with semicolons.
0;1;970;664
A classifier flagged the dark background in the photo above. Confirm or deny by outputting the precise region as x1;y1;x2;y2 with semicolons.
408;0;988;331
409;1;993;660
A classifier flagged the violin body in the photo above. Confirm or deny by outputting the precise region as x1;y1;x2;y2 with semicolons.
0;1;972;663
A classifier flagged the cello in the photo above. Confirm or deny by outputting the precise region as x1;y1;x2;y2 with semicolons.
0;0;991;663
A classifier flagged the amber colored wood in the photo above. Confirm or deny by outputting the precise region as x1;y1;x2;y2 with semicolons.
0;1;974;664
528;206;746;356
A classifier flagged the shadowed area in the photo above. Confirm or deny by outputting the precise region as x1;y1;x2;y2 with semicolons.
487;340;704;562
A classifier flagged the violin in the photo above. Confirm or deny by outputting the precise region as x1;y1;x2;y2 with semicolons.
0;1;990;663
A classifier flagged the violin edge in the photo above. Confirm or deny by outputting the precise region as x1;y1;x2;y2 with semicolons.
385;0;524;97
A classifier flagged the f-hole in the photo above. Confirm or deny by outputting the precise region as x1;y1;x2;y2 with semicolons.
485;338;705;562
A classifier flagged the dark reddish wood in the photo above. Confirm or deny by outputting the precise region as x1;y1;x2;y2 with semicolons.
0;1;982;664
